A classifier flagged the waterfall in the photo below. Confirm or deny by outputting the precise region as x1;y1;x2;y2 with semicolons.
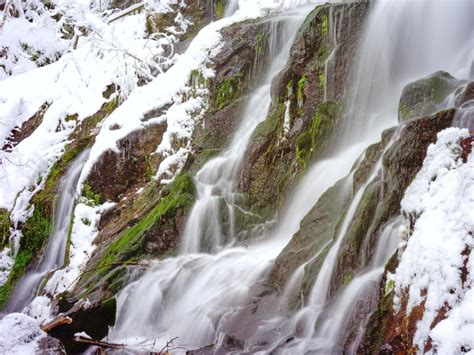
108;3;368;352
107;0;473;353
224;0;239;17
266;0;474;353
180;7;310;255
6;149;90;312
338;0;474;146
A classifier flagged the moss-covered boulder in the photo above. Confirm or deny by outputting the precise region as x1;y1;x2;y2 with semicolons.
398;71;459;122
74;173;195;302
0;209;10;248
239;2;369;225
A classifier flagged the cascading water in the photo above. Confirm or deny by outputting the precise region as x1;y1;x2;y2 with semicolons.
107;3;371;352
224;0;239;17
6;149;90;312
107;0;473;353
180;7;306;255
338;0;474;145
267;0;474;353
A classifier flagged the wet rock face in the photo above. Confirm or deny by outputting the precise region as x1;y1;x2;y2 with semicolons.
398;71;459;122
37;335;66;355
86;123;166;201
272;177;351;295
239;2;369;223
189;17;278;172
273;108;456;321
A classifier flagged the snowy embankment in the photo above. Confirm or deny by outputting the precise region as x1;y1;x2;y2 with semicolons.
391;128;474;353
0;0;185;287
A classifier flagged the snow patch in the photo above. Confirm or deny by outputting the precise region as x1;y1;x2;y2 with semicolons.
393;127;474;353
0;313;46;355
0;247;14;286
44;201;115;294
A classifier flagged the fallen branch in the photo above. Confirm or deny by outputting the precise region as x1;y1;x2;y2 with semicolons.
40;316;72;332
107;3;145;24
73;335;124;350
159;336;178;354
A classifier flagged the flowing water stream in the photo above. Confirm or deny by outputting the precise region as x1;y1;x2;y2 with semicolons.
108;0;473;353
6;149;90;312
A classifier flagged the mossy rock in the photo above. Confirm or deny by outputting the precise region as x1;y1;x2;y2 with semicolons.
214;0;226;20
0;209;11;248
295;101;339;167
398;71;459;122
272;176;351;297
75;173;196;301
332;179;381;296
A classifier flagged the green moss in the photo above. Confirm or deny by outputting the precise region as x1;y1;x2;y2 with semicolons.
322;14;328;36
145;155;154;180
287;80;294;96
252;103;286;138
295;101;339;167
297;75;308;114
82;183;103;206
319;73;325;95
0;209;10;247
64;210;76;265
105;267;127;295
93;173;196;274
296;131;312;165
297;3;329;37
0;206;52;309
216;72;243;110
384;279;395;298
214;0;226;20
255;33;266;55
399;102;411;121
431;76;454;103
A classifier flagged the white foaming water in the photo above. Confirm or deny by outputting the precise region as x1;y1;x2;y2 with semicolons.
224;0;239;17
109;143;366;353
311;219;401;354
6;149;90;312
108;2;369;350
338;0;474;146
